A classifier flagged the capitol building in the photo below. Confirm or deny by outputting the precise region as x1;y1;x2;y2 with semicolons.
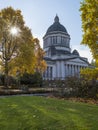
43;15;89;80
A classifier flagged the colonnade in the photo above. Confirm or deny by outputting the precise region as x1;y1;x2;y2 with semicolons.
43;63;87;80
65;64;86;77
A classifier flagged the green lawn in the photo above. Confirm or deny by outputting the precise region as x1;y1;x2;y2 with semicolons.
0;96;98;130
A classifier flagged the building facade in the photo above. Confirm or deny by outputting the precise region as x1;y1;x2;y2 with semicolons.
43;15;89;80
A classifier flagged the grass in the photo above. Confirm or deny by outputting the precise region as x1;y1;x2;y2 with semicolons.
0;96;98;130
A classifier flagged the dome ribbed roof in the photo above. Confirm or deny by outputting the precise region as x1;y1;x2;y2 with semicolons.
46;15;68;35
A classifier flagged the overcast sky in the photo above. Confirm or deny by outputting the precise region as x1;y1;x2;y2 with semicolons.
0;0;92;62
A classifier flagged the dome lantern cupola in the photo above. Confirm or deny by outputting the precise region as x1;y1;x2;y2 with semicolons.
54;15;59;23
43;15;71;54
45;15;69;35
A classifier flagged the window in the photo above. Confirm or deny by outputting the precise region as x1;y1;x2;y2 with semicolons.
53;36;57;44
51;36;57;44
50;67;53;79
47;67;49;78
61;36;65;44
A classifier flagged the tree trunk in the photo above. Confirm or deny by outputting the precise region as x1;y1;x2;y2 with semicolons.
4;60;9;88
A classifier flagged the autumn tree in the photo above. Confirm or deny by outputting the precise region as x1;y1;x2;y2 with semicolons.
0;7;37;87
81;68;98;81
34;38;47;74
80;0;98;60
80;0;98;81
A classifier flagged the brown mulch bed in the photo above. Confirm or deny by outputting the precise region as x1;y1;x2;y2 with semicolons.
0;87;98;105
48;94;98;105
65;97;98;105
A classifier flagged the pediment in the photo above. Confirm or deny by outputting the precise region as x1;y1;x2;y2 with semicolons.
66;57;88;65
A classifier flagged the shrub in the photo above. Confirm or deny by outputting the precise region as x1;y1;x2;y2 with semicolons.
0;74;5;85
50;76;98;99
20;72;43;87
0;74;16;88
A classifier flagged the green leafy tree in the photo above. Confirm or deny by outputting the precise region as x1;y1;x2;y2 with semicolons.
0;7;37;87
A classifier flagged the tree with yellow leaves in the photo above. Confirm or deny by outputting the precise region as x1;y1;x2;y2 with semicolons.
34;38;47;74
80;0;98;81
80;0;98;59
0;7;39;87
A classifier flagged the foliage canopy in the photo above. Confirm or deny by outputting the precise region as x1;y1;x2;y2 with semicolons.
0;7;46;87
80;0;98;59
80;0;98;81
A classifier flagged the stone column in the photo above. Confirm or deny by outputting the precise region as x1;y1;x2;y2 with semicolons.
65;64;67;77
69;64;71;76
73;65;75;76
56;61;59;79
59;61;61;79
61;61;65;80
71;65;74;76
67;64;69;77
53;65;56;80
57;61;62;79
78;66;80;73
74;65;76;75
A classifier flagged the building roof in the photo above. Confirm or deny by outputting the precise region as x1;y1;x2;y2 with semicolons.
44;56;89;65
45;15;68;35
72;49;80;56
